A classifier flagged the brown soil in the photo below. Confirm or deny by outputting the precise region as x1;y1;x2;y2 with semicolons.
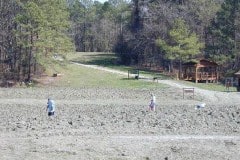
0;85;239;160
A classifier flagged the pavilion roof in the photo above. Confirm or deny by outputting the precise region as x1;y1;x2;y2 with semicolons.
183;59;218;68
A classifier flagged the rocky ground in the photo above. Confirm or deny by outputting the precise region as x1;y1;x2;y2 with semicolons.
0;84;240;160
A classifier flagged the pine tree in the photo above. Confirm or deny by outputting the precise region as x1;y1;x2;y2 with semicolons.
156;18;204;76
206;0;240;70
15;0;74;81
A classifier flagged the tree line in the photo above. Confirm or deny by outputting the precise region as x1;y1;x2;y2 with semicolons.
0;0;73;84
1;0;240;84
123;0;240;76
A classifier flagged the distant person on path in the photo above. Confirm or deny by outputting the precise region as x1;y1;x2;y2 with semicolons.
226;79;231;92
47;98;55;118
149;93;156;111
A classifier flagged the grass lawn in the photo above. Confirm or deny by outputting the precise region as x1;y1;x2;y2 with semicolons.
67;52;172;79
67;52;131;71
177;80;237;92
50;52;234;91
49;60;168;89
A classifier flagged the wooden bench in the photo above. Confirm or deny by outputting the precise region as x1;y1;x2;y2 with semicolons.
153;73;163;82
183;88;194;99
128;69;140;79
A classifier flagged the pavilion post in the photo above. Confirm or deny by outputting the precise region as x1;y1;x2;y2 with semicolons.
195;67;198;83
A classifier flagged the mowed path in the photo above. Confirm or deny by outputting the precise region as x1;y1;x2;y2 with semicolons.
72;62;240;104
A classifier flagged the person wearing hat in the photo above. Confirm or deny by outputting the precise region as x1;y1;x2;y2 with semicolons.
47;98;55;117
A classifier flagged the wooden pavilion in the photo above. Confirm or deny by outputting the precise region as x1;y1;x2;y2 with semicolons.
182;59;219;83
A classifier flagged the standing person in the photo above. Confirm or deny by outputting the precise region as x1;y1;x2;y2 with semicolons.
226;79;231;92
149;93;156;111
47;98;55;118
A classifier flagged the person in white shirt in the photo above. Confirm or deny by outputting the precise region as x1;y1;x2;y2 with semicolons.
149;93;156;111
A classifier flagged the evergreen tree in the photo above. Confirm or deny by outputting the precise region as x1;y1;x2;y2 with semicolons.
36;0;74;55
156;18;204;76
15;0;74;81
206;0;240;70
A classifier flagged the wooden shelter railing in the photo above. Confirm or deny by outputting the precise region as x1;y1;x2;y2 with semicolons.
183;72;218;82
182;59;219;83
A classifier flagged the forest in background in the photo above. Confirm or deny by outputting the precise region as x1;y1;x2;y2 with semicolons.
1;0;240;84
